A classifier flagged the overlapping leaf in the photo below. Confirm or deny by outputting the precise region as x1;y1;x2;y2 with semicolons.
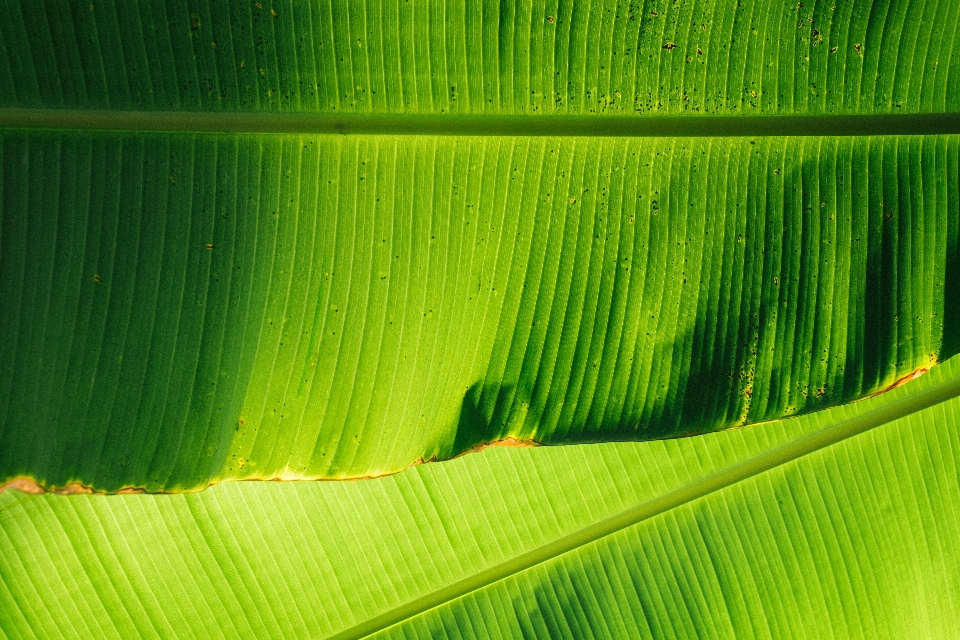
2;354;959;638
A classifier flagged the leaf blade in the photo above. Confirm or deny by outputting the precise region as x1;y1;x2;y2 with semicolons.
3;0;960;116
3;356;959;638
2;132;957;489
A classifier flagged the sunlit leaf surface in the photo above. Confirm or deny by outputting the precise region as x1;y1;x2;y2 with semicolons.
2;356;959;638
2;0;959;490
2;1;960;637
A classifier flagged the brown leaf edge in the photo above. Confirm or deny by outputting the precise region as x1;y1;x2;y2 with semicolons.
0;437;541;496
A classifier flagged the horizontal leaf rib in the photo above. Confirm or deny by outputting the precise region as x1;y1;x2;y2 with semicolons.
3;110;960;136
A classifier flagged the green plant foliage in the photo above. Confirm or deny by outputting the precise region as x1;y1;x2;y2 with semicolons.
2;132;957;491
2;355;959;638
1;0;959;636
2;0;959;491
2;0;959;115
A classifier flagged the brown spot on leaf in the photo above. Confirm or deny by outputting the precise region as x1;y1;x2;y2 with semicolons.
868;368;929;398
0;479;96;494
0;478;45;494
0;477;158;495
455;437;539;458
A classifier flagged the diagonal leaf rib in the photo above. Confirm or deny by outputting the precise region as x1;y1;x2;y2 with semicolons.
2;110;960;137
331;371;960;640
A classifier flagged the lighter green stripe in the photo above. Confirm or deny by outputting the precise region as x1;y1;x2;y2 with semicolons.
330;372;960;640
2;109;960;137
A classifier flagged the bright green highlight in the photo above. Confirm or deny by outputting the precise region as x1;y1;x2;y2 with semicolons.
2;356;959;638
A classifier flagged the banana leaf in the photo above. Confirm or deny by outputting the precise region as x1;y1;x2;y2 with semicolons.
2;0;960;637
1;0;959;490
2;354;959;637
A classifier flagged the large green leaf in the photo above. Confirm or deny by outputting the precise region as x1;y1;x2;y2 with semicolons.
2;0;960;491
3;1;960;636
2;353;959;638
2;131;957;491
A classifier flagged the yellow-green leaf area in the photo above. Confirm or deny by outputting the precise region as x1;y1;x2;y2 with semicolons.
1;0;959;491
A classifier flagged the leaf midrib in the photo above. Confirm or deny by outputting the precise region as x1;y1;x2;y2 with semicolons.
2;109;959;137
329;372;960;640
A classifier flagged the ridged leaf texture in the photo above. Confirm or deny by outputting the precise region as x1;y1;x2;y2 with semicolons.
2;0;959;490
2;352;960;638
2;0;960;637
